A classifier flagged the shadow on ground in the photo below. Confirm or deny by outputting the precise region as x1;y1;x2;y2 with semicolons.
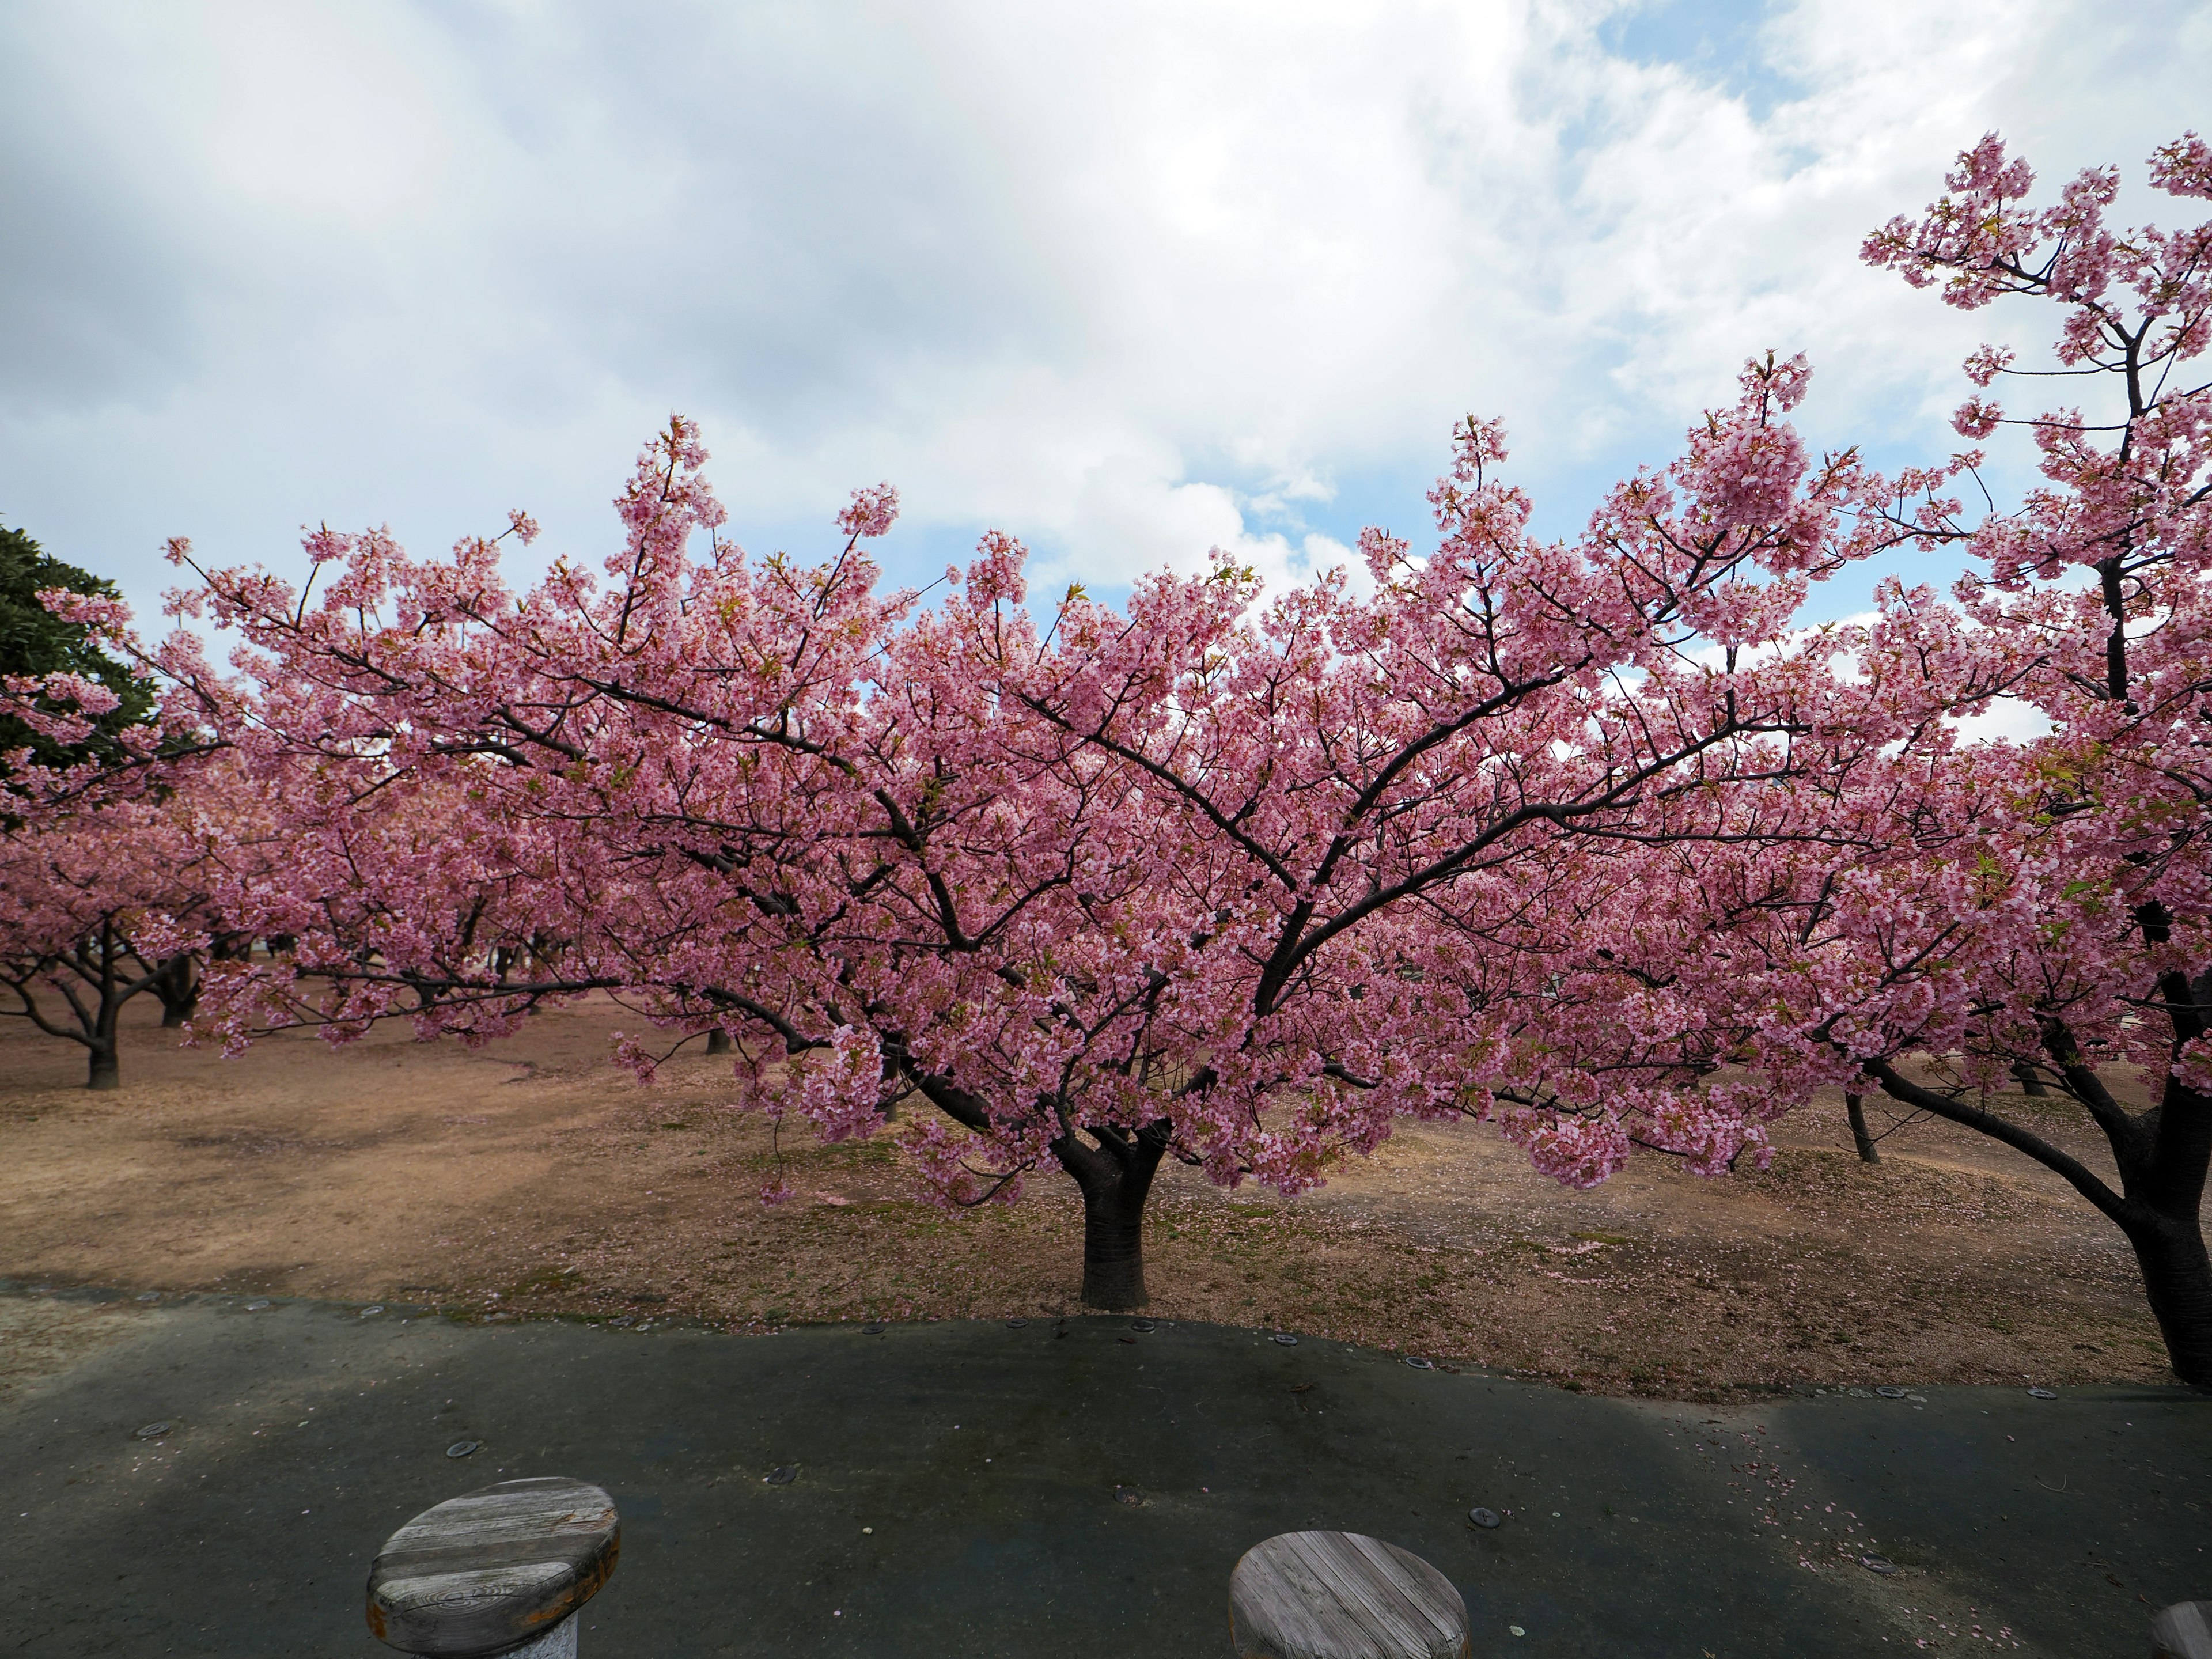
1;1284;2205;1657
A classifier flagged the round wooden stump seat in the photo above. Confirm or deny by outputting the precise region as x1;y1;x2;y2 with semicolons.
1229;1531;1471;1659
2154;1601;2212;1659
367;1476;620;1657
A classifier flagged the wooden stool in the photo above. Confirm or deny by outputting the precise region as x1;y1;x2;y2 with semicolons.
1229;1531;1471;1659
368;1477;620;1657
2154;1602;2212;1659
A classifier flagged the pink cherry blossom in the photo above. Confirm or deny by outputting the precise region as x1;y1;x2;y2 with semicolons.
836;484;900;541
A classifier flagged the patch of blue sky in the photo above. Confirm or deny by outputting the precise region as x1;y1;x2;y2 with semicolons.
713;351;2050;639
1596;0;1805;122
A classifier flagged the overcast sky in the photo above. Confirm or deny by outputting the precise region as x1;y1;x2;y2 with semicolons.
4;0;2208;632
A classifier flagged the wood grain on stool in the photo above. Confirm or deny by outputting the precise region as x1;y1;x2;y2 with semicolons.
368;1476;620;1657
2154;1601;2212;1659
1229;1531;1472;1659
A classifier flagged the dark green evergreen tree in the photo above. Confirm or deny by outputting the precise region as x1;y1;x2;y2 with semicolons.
0;518;155;777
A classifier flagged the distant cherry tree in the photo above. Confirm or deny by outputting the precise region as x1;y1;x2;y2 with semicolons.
0;793;216;1089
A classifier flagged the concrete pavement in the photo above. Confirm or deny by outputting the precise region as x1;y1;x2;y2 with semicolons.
1;1283;2205;1656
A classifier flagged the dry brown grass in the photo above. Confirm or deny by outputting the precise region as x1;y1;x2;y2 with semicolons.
0;994;2183;1397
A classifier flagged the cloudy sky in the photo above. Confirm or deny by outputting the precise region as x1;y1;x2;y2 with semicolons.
3;0;2207;631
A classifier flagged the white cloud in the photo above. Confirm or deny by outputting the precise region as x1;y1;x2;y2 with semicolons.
1;0;2205;624
1950;695;2055;747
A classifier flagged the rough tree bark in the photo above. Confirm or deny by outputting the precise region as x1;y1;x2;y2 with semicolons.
86;1024;120;1089
1050;1122;1171;1310
2129;1207;2212;1388
904;1066;1172;1309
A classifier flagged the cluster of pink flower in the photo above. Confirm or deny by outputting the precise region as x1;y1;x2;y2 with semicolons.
6;134;2208;1369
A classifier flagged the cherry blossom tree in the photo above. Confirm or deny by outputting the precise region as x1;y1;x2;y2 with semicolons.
1561;133;2212;1381
0;578;236;1086
0;791;220;1088
170;457;1225;1305
168;354;1925;1305
1844;132;2212;1381
1003;354;1925;1205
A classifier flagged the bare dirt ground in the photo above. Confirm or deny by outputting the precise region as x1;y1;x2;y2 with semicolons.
0;995;2187;1398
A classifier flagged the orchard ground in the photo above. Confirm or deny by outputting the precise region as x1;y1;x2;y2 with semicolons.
0;997;2187;1396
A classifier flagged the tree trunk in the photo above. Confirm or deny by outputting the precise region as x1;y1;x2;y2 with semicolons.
1845;1093;1880;1164
2124;1209;2212;1387
154;953;201;1028
1868;1051;2212;1385
89;918;123;1088
907;1067;1172;1311
1051;1123;1169;1310
2012;1061;2050;1099
1080;1180;1149;1310
706;1028;733;1055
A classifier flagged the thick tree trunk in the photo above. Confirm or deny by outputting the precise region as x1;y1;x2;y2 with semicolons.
2123;1058;2212;1386
906;1067;1172;1310
706;1028;733;1055
2124;1210;2212;1387
1051;1123;1169;1311
2012;1061;2050;1099
87;1039;119;1090
1080;1181;1150;1310
1844;1093;1880;1164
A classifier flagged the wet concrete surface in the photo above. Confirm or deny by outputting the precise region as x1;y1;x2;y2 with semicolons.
1;1283;2206;1656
